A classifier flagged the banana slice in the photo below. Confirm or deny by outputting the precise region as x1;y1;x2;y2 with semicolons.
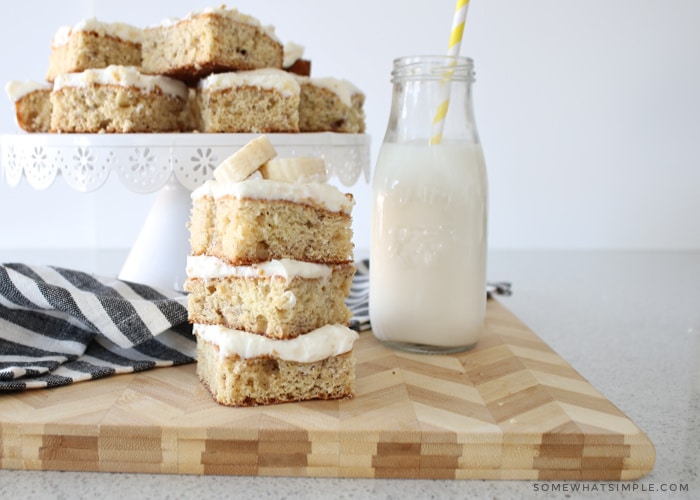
260;157;328;183
213;135;277;183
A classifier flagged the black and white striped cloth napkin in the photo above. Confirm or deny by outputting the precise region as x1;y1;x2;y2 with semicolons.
348;259;370;332
0;263;195;391
0;260;372;391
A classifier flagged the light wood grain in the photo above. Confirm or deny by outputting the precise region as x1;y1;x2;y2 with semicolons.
0;300;655;479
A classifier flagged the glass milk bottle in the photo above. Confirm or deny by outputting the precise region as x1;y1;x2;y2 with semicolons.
370;55;488;354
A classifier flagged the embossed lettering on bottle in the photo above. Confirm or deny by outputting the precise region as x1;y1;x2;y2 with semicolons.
386;183;459;269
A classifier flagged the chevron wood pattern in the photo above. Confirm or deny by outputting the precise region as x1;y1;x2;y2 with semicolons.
0;300;655;479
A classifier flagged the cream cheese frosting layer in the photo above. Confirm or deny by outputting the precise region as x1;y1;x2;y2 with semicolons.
52;65;188;100
52;18;143;47
191;178;354;214
283;42;305;68
5;81;51;102
194;323;359;362
186;255;333;281
199;69;300;97
158;5;259;27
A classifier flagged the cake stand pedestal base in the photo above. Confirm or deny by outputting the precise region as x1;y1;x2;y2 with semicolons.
118;176;191;291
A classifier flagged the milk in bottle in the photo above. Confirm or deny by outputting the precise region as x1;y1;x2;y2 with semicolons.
369;56;488;353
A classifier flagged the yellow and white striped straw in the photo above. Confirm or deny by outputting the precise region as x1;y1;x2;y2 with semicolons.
448;0;470;57
431;0;470;145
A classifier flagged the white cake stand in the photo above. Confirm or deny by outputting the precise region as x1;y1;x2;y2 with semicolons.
0;133;371;290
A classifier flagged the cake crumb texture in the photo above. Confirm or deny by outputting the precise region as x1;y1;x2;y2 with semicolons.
12;90;52;132
50;84;185;133
198;86;299;133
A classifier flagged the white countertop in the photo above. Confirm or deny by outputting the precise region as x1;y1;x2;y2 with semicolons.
0;249;697;499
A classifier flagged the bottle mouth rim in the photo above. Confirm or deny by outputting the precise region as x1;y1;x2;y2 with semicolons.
391;55;475;82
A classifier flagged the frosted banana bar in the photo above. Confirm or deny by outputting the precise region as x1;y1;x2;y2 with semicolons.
141;5;283;84
185;255;355;339
197;69;300;133
46;18;143;83
295;76;366;133
189;178;354;265
5;81;52;132
49;65;188;133
195;331;356;407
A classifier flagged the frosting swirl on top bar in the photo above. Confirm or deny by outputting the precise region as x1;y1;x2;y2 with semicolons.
52;65;188;100
191;178;354;215
52;18;143;47
194;323;359;362
199;69;300;97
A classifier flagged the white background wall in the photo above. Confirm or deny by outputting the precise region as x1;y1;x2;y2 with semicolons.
1;0;699;255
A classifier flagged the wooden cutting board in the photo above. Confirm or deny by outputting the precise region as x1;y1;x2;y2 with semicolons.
0;300;655;480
